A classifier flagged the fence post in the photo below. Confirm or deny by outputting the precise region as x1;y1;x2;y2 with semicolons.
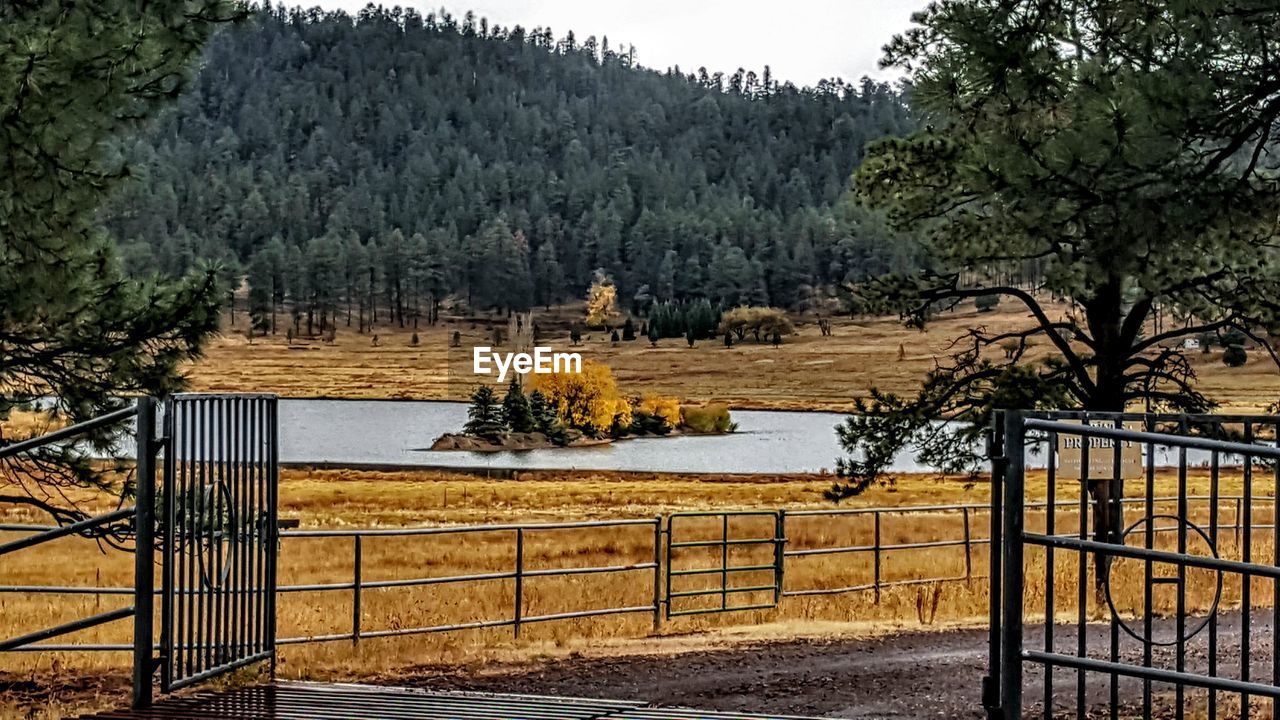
774;510;786;605
1236;497;1242;544
999;410;1027;719
720;514;729;610
514;528;524;638
963;507;973;580
652;516;663;633
132;397;157;709
873;510;882;604
352;535;362;646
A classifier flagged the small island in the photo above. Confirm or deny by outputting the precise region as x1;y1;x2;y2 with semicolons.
432;362;735;452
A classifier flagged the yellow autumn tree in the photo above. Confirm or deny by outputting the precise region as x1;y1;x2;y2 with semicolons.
636;394;681;428
530;360;631;436
585;271;620;328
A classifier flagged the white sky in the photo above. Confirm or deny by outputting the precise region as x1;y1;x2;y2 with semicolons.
279;1;930;87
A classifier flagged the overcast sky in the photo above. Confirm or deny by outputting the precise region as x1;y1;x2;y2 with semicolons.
281;1;930;87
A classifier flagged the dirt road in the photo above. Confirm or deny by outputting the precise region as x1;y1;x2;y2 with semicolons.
403;627;992;718
403;612;1275;719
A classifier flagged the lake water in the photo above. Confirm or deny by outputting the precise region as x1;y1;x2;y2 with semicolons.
276;399;882;474
274;400;1238;474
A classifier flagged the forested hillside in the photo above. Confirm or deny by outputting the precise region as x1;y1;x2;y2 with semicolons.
102;4;917;331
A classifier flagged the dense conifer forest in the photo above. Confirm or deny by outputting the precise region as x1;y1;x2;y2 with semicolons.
101;4;918;332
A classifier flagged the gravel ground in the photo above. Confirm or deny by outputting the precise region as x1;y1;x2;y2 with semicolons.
401;610;1277;719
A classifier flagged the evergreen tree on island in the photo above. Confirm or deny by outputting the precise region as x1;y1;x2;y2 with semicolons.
501;378;536;434
464;386;506;440
528;390;569;446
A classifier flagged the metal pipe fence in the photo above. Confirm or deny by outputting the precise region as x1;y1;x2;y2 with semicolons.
275;517;663;645
5;493;1275;654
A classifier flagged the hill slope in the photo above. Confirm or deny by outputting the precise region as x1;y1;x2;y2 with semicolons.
103;5;916;318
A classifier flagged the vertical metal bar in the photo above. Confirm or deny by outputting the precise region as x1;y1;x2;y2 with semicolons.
132;397;156;709
266;397;279;676
652;516;663;633
237;397;249;661
1175;418;1189;720
159;398;175;692
985;411;1006;716
1109;419;1122;720
183;398;196;681
1273;420;1279;720
873;511;882;604
218;397;230;665
774;510;785;606
252;397;263;659
1000;410;1026;720
1044;429;1057;720
210;398;224;670
1142;414;1156;720
352;535;362;645
514;528;524;638
1077;416;1091;720
721;514;729;610
1242;423;1254;719
230;397;243;662
196;398;209;677
665;516;674;620
1209;447;1220;720
963;507;972;580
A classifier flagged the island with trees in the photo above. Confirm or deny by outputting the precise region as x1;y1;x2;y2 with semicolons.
432;363;735;451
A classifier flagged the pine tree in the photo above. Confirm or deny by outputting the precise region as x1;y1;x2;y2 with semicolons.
463;386;506;439
1;0;241;523
528;390;569;445
501;378;536;433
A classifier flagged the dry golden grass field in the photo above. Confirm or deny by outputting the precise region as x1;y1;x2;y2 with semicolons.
7;302;1280;717
185;302;1280;412
2;466;1278;718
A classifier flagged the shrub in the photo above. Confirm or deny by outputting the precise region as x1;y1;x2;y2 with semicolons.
718;306;794;342
975;294;1000;312
636;394;681;428
1224;344;1248;367
680;403;734;434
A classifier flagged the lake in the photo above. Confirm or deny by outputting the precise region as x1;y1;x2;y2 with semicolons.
274;400;1237;475
275;399;907;474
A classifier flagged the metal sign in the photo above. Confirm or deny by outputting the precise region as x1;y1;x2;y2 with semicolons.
1055;420;1143;479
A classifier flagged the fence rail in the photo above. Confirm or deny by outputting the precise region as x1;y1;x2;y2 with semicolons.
4;492;1277;654
0;397;158;707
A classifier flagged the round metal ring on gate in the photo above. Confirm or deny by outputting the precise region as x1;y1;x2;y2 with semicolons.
196;480;238;590
1102;513;1223;648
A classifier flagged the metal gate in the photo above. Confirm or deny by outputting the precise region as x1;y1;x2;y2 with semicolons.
986;410;1280;720
159;394;279;692
665;510;784;617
